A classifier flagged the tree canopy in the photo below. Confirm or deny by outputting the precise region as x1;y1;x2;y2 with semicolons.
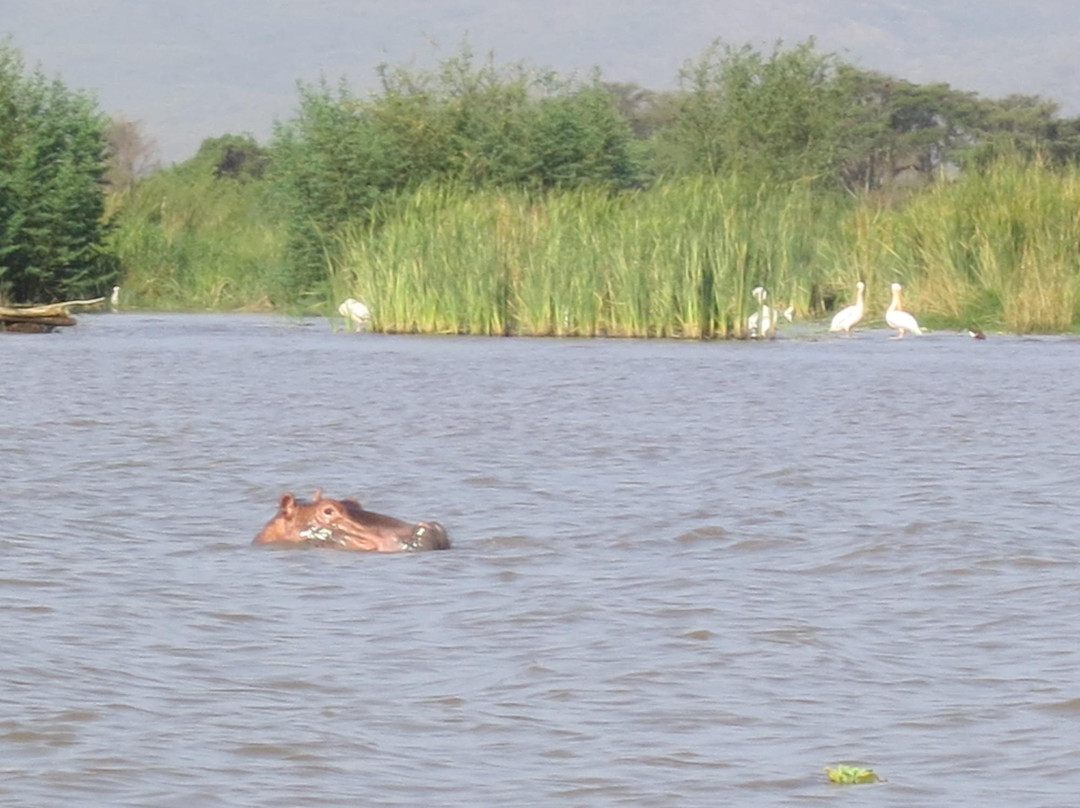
0;40;114;303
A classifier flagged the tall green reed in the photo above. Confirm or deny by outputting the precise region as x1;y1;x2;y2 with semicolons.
854;154;1080;332
107;170;289;311
110;151;1080;335
332;176;843;337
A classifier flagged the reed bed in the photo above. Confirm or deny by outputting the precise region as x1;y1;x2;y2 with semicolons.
332;177;844;337
333;156;1080;336
109;153;1080;334
843;156;1080;333
108;173;289;311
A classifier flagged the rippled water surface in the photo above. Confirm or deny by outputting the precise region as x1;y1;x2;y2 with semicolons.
2;313;1080;807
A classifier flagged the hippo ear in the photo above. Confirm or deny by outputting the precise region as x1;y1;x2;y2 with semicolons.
312;488;324;501
280;493;297;517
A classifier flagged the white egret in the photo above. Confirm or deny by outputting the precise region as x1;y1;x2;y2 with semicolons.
885;283;922;338
747;286;767;337
829;281;865;335
109;286;120;311
747;287;792;338
338;298;371;330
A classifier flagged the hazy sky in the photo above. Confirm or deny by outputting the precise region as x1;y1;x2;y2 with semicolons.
6;1;1079;164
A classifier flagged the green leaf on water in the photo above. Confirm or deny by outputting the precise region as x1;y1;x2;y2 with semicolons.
825;764;880;784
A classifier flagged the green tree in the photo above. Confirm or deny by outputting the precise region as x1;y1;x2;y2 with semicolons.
527;81;640;188
656;39;849;185
969;94;1080;167
602;82;682;140
0;40;113;302
270;45;644;286
271;78;414;288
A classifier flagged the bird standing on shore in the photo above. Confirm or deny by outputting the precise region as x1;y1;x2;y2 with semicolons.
885;283;922;338
747;286;769;338
747;287;792;339
829;281;865;335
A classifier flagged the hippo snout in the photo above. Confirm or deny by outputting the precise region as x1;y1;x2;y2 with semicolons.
401;521;450;552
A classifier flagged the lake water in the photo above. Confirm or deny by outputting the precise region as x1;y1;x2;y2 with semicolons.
2;313;1079;807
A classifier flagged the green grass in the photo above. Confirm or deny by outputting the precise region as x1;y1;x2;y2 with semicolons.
109;152;1080;336
332;157;1080;336
331;176;845;337
106;165;291;312
865;155;1080;333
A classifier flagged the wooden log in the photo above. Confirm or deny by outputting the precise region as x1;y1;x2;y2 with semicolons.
0;296;103;332
0;297;105;318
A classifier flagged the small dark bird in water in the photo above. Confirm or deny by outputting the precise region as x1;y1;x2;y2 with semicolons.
967;327;986;340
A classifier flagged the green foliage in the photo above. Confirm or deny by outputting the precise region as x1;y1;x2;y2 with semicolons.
102;37;1080;330
855;151;1080;333
330;176;843;338
107;134;289;310
0;39;114;302
201;133;268;181
271;79;412;288
656;39;850;186
527;83;640;189
329;152;1080;336
646;38;1080;193
269;45;643;286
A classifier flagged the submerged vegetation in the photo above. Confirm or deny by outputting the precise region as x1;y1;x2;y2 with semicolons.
7;36;1080;333
825;764;881;785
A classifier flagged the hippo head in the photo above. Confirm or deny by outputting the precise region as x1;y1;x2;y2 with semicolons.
254;489;449;552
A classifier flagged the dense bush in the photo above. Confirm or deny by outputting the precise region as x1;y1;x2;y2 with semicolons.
654;40;850;185
106;133;290;311
270;47;642;286
0;40;114;302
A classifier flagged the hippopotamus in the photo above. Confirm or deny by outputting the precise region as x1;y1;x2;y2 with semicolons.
254;489;450;552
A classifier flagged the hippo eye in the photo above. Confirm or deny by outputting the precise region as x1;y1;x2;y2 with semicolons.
322;506;335;517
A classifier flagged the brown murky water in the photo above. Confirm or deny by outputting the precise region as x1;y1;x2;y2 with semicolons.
2;313;1079;807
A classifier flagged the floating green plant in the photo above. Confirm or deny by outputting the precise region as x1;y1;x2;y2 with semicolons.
825;764;880;784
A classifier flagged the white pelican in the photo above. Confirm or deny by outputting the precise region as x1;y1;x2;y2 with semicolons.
747;287;793;339
885;282;922;338
109;286;120;311
337;298;371;330
747;286;768;337
829;281;865;335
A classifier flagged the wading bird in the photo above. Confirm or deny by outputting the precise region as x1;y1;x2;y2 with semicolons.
885;283;922;338
338;298;371;330
747;287;793;339
829;281;865;335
